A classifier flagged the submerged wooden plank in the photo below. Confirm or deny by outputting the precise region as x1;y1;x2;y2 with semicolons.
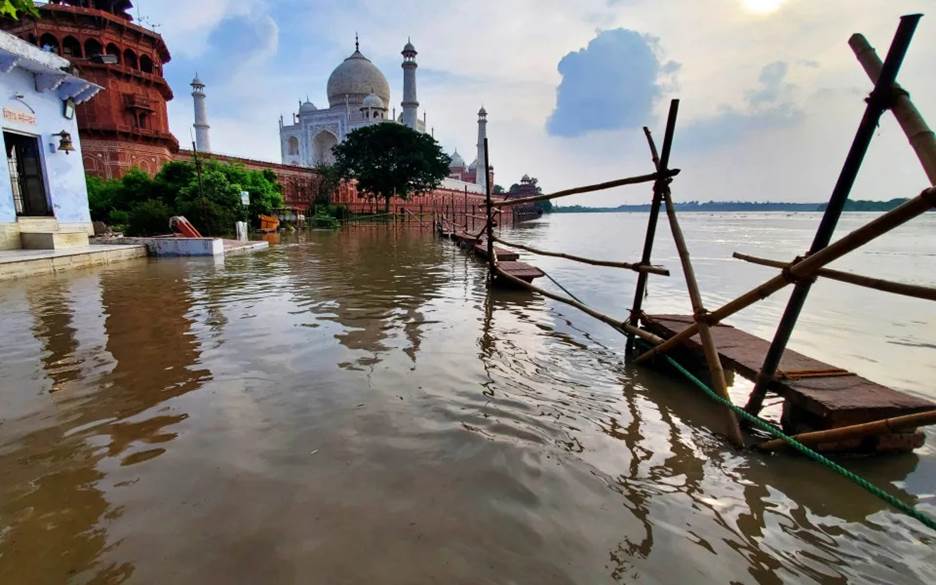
498;261;544;282
473;243;519;261
641;314;934;426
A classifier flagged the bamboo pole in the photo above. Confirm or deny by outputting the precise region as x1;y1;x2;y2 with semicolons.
645;125;744;447
757;410;936;451
488;170;679;209
628;100;679;352
494;266;665;346
636;187;936;363
484;138;495;276
849;33;936;185
492;236;670;275
733;252;936;301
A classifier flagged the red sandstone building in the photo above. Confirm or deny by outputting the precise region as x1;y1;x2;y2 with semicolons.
2;1;178;178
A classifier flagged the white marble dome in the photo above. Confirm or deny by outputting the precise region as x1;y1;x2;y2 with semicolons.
449;149;465;168
327;49;390;108
299;99;317;113
362;92;385;109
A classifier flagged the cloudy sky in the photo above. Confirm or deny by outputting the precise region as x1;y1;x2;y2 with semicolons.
138;0;935;206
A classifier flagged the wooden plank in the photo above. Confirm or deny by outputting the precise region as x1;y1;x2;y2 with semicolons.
641;314;934;427
473;243;519;261
497;261;544;282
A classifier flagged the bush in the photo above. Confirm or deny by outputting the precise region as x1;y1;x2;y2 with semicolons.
108;209;129;226
126;199;172;236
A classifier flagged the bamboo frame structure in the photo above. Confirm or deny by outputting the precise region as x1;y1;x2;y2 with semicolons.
491;236;670;275
643;109;744;447
488;170;679;209
742;15;923;416
464;15;935;460
733;252;936;302
636;187;936;364
757;410;936;451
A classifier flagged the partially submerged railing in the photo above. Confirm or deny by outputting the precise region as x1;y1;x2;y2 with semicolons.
464;14;936;529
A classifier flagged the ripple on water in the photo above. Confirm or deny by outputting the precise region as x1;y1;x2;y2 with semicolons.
0;221;934;584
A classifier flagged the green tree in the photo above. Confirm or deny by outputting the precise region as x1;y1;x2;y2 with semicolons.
333;123;450;212
175;168;247;236
312;163;341;208
493;184;505;194
0;0;39;20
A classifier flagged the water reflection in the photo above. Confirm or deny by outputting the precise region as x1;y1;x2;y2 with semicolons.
0;219;933;584
0;262;209;583
283;225;448;368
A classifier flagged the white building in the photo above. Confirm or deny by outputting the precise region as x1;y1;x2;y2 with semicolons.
0;30;102;251
278;37;488;194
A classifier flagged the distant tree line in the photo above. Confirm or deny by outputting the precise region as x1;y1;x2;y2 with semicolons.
87;160;284;236
553;199;918;213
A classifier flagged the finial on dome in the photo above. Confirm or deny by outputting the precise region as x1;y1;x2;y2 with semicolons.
355;32;359;52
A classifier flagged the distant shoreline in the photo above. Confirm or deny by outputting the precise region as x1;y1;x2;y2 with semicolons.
552;199;915;214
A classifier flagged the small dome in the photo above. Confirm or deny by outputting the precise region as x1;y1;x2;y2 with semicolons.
327;47;391;109
449;149;465;168
521;174;531;182
362;92;385;109
403;39;416;54
299;99;317;113
478;106;487;117
468;158;479;170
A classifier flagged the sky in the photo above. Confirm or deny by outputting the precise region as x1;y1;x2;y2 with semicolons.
135;0;935;206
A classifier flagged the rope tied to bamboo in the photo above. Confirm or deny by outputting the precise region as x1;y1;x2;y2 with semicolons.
632;338;936;532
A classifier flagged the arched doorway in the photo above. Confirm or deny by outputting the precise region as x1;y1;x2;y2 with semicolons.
311;131;338;165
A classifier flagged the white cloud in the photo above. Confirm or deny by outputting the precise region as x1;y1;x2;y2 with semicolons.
152;0;936;204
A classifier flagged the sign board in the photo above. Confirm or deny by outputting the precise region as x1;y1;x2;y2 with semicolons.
240;191;250;206
3;107;37;126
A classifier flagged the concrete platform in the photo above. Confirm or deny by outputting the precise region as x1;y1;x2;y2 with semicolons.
0;244;147;281
223;239;270;256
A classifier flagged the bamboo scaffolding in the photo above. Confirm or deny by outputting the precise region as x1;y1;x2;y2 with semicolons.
849;33;936;184
645;120;744;447
743;15;924;416
491;236;670;276
488;170;679;209
733;252;936;301
757;410;936;451
494;266;665;346
636;187;936;364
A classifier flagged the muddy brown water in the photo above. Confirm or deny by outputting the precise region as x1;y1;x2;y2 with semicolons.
1;213;934;584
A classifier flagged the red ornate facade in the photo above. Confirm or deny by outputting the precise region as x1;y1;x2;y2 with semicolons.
3;1;178;179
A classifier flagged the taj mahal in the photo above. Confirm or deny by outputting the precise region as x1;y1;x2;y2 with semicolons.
278;37;489;194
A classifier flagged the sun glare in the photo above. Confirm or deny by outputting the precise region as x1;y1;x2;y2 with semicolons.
742;0;785;15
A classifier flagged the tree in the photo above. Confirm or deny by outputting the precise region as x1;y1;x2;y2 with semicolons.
312;163;341;207
333;123;451;212
493;184;505;194
84;159;284;236
0;1;39;20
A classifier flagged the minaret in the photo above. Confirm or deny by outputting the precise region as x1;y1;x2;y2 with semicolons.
475;106;488;192
401;38;419;129
191;74;211;153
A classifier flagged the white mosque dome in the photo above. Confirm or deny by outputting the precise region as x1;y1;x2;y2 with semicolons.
327;48;391;108
299;99;317;113
468;158;479;170
362;92;385;109
449;149;465;168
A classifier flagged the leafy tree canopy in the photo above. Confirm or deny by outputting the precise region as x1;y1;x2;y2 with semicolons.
333;123;450;211
0;0;39;20
86;159;284;236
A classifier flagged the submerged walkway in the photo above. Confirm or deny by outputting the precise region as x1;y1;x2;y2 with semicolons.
0;244;146;281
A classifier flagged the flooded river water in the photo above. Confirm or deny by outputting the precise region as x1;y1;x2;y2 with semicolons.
1;212;934;584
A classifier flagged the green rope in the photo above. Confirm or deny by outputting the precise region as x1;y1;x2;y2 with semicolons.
634;339;936;532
